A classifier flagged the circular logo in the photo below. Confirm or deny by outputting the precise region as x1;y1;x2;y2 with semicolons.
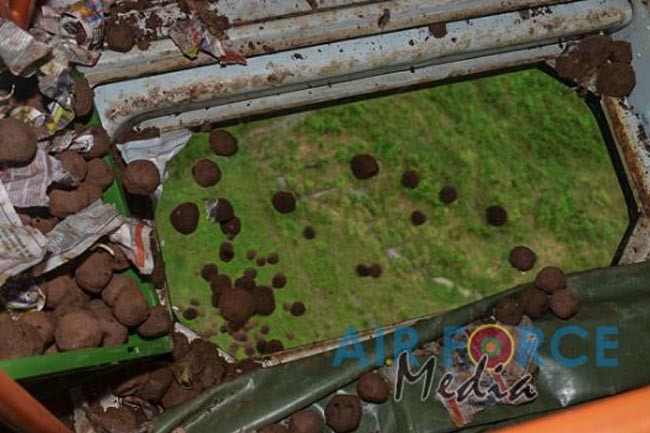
467;324;515;370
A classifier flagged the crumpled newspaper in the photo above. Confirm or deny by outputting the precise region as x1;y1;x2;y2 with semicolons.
116;129;191;197
32;199;125;276
1;147;72;208
0;18;52;75
169;15;245;64
108;218;154;275
0;181;48;287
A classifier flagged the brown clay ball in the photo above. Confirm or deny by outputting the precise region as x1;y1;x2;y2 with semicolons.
350;154;379;180
113;286;150;327
0;318;42;359
75;251;113;294
102;274;138;306
49;189;88;218
357;372;390;403
122;160;160;196
58;151;88;181
303;226;316;239
192;159;221;187
290;302;306;317
171;332;190;361
252;285;276;316
209;130;238;156
210;198;235;222
73;77;94;118
486;205;508;226
518;287;549;319
0;118;37;164
219;288;256;325
550;289;579;320
439;185;458;204
325;394;362;433
494;297;523;325
508;245;537;271
401;170;420;188
86;158;115;190
19;311;56;348
96;407;137;433
534;266;566;294
105;21;136;52
161;381;200;409
596;62;636;97
137;366;173;403
272;191;297;214
137;306;173;338
87;125;111;159
609;41;633;64
288;409;324;433
170;202;199;235
86;300;128;346
54;311;103;351
261;424;289;433
272;273;287;289
410;210;426;226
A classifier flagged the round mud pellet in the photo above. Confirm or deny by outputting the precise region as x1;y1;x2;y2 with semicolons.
86;158;115;190
0;118;37;164
494;297;523;326
211;198;234;223
55;311;102;351
49;189;88;218
219;288;256;325
122;160;160;196
75;251;113;294
596;62;636;97
509;246;537;271
260;325;270;335
486;205;508;227
171;332;190;361
272;191;296;214
518;287;549;319
325;394;362;433
261;424;289;433
19;311;55;348
137;306;173;338
247;250;256;260
357;372;390;403
73;77;94;118
369;264;383;278
221;217;241;237
192;159;221;187
534;266;566;294
303;226;316;239
87;125;111;159
58;150;88;181
256;256;267;267
356;264;370;277
244;268;257;279
201;263;219;281
235;275;256;291
289;409;324;433
263;339;284;354
290;302;306;317
113;287;150;327
401;170;420;189
550;289;579;320
0;318;41;359
183;308;199;320
220;241;235;262
106;20;136;52
170;202;199;235
252;286;276;316
439;185;458;204
350;154;379;180
609;40;633;64
266;253;279;265
102;274;137;307
272;273;287;289
576;34;612;69
209;130;238;156
410;210;426;226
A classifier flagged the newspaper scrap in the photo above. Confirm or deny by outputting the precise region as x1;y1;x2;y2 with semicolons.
0;181;48;287
168;15;247;64
1;148;72;208
32;200;124;276
0;18;52;76
108;218;154;274
48;128;95;154
117;129;191;196
436;318;539;427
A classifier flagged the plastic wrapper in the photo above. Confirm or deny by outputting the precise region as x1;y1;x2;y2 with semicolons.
48;129;95;154
0;181;47;286
1;148;71;208
33;200;124;276
108;218;154;274
152;262;650;433
0;18;51;76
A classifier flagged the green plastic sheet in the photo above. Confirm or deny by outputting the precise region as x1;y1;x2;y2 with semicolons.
152;261;650;433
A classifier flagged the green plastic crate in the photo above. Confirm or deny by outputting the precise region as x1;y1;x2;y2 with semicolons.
0;156;172;380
